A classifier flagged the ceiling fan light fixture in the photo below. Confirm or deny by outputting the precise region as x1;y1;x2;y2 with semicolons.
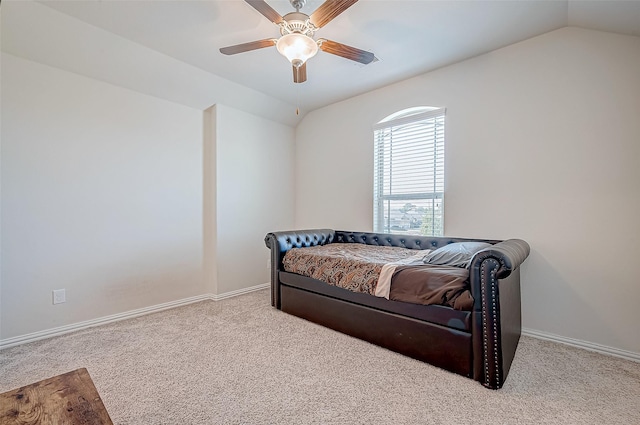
276;33;318;67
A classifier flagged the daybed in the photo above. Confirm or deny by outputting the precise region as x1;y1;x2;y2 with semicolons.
264;229;530;389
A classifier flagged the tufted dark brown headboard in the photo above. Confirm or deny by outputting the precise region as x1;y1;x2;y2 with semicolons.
334;230;500;251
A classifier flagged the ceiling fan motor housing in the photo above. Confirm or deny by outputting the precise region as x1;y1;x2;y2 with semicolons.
280;12;316;37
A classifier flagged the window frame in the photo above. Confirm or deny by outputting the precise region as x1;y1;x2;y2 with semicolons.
373;107;446;236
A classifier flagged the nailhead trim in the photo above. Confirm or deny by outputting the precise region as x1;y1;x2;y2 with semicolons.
481;258;500;388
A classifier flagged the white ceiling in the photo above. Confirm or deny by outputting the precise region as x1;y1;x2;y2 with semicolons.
5;0;640;119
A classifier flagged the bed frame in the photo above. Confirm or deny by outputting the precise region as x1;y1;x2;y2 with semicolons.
265;229;530;389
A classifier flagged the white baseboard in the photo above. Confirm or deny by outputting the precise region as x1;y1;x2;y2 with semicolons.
211;283;269;301
522;328;640;363
0;284;270;350
5;288;637;363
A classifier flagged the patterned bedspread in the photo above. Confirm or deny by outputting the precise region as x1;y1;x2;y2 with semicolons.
283;243;419;294
282;243;473;310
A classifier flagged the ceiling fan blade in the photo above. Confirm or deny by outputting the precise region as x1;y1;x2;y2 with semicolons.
309;0;359;28
220;39;277;55
293;62;307;83
244;0;284;24
318;39;375;64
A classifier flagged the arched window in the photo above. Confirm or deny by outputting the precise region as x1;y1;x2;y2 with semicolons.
373;107;445;236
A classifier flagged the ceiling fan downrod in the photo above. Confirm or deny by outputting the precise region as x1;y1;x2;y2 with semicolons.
290;0;306;12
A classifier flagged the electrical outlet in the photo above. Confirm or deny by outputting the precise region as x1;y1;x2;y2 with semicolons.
53;289;66;304
266;259;271;270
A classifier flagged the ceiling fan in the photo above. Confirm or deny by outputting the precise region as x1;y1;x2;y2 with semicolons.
220;0;376;83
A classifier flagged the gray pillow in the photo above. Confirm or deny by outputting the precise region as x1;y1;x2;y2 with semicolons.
423;242;492;268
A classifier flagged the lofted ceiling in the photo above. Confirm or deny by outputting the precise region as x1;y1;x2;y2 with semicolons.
4;0;640;121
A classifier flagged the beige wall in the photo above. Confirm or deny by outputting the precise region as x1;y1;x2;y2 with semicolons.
203;107;218;295
294;28;640;355
1;53;205;339
0;53;296;342
212;105;296;294
0;56;297;341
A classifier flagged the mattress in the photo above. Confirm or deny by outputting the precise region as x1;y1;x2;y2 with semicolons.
282;243;473;310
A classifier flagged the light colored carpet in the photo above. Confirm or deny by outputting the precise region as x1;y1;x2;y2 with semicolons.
1;289;639;425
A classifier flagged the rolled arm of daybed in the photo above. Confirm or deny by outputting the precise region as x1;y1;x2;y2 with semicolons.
264;229;335;307
469;239;530;389
472;239;530;279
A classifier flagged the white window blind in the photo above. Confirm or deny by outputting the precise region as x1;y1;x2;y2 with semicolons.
373;108;445;236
